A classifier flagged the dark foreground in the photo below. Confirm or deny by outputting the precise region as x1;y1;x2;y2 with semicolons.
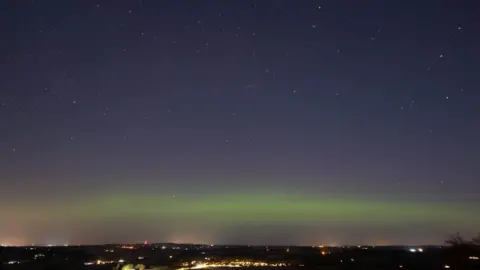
1;243;479;270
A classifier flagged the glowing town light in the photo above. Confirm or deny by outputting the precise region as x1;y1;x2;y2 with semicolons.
444;265;450;269
417;248;424;252
409;248;417;253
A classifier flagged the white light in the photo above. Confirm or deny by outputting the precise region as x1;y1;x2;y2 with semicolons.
444;265;450;269
418;248;424;252
409;248;417;253
118;259;124;263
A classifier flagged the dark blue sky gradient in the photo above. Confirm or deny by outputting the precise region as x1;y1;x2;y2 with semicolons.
1;0;479;245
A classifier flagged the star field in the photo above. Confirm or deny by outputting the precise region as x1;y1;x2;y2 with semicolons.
1;0;479;245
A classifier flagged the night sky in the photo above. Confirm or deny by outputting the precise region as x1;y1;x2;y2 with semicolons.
1;0;480;246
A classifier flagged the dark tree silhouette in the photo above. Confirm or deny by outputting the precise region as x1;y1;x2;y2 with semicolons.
445;232;480;246
472;233;480;245
445;232;468;246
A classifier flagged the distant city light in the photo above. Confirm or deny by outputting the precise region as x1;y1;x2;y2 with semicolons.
178;260;287;270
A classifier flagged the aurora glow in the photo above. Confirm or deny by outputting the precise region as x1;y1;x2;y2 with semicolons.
2;192;478;245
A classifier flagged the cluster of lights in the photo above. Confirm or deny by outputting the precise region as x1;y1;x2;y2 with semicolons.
105;249;115;252
469;256;479;260
84;259;124;266
121;245;135;249
179;260;287;269
33;253;45;259
7;261;20;265
408;248;424;253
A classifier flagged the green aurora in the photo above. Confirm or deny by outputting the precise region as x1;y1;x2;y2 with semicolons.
10;193;477;227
